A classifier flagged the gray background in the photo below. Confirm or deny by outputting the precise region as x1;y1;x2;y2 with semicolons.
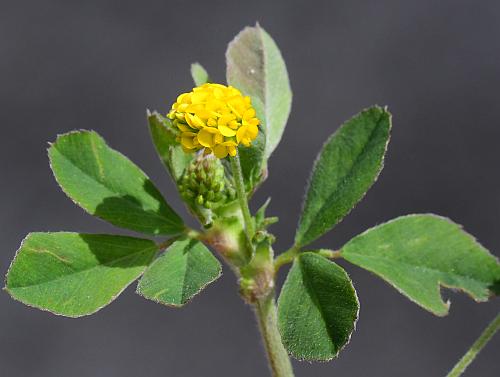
1;0;499;376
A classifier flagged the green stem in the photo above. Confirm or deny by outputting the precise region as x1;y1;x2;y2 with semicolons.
274;248;341;273
230;153;255;239
317;248;342;260
229;154;291;375
254;293;295;377
446;312;500;377
274;247;299;274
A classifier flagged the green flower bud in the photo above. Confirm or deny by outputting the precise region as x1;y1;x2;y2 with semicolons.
196;194;204;206
178;153;237;214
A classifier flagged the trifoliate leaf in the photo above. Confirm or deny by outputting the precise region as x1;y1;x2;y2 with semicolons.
295;106;391;247
137;239;221;306
277;252;359;361
342;214;500;316
5;233;157;317
49;130;184;235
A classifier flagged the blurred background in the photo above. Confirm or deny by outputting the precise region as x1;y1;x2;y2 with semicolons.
1;1;499;376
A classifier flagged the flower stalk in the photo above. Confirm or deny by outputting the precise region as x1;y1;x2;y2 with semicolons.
230;153;255;241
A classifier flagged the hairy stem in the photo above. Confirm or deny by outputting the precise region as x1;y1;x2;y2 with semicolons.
254;293;295;377
274;247;299;273
446;312;500;377
230;153;292;375
274;248;341;273
230;154;255;240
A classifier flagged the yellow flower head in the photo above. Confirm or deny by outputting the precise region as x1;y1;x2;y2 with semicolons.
167;83;260;158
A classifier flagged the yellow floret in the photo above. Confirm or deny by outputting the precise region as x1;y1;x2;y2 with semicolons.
168;83;260;158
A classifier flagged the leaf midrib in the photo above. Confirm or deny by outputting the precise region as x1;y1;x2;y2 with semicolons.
52;143;176;226
298;257;337;354
9;246;156;289
299;111;386;244
343;251;493;286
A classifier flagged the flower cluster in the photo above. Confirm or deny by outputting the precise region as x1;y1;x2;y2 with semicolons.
178;154;236;210
167;83;260;158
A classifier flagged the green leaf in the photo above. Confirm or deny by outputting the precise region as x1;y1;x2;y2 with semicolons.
137;238;221;306
190;62;210;86
49;130;184;235
226;24;292;160
148;110;193;181
342;214;500;316
277;252;359;361
295;106;391;247
238;129;266;191
5;232;157;317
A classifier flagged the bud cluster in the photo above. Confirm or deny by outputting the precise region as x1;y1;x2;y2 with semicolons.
179;154;236;210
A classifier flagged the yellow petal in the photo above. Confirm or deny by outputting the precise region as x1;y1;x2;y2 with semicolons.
213;144;228;159
181;134;197;149
218;113;235;127
214;132;224;145
236;125;248;144
227;102;242;118
228;120;240;129
197;128;214;147
236;124;258;146
197;127;220;147
243;117;259;127
221;141;238;157
247;124;259;139
191;92;208;104
218;124;237;137
243;108;256;120
194;109;209;120
176;93;190;104
228;145;237;156
185;113;205;129
185;104;204;114
177;123;191;132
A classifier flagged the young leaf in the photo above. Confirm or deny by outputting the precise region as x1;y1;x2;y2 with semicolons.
295;107;391;247
226;24;292;160
190;62;210;86
5;232;157;317
341;214;500;316
49;130;184;235
277;252;359;361
148;110;193;181
255;198;271;226
137;238;221;306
